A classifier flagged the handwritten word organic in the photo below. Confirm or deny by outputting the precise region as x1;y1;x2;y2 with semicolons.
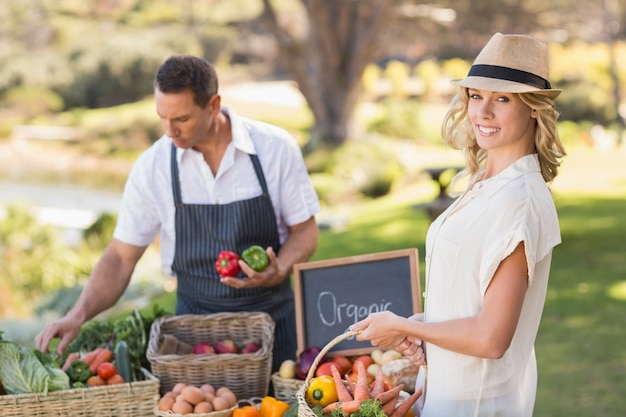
317;291;392;327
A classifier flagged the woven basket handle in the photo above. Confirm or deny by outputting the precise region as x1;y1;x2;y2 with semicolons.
304;330;360;383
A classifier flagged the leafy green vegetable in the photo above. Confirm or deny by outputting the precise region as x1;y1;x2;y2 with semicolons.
62;305;170;380
284;403;299;417
0;340;70;394
327;400;386;417
351;400;387;417
45;365;71;392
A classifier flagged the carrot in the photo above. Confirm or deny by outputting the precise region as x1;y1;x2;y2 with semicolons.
389;387;423;417
353;360;370;401
381;394;399;416
88;348;113;374
374;383;404;405
344;374;355;396
81;347;104;366
370;368;386;397
322;399;362;415
62;352;80;371
330;363;353;402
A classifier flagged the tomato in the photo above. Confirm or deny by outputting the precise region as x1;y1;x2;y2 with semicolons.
106;374;125;385
331;356;352;374
86;375;106;387
314;361;334;377
97;362;118;380
353;355;374;370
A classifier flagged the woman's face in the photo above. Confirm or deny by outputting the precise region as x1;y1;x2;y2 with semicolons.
467;88;536;154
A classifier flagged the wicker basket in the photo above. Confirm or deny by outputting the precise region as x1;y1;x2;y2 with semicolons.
0;368;159;417
270;372;304;404
147;312;275;401
295;331;356;417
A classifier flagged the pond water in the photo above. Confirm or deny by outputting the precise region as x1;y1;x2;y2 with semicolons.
0;180;123;245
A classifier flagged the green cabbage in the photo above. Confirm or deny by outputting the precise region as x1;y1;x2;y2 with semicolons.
0;340;70;394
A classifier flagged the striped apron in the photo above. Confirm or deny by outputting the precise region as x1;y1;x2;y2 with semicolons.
170;143;296;372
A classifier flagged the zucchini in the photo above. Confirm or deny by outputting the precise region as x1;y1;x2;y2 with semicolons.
114;341;133;382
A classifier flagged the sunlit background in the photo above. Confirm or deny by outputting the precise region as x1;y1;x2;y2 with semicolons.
0;1;625;415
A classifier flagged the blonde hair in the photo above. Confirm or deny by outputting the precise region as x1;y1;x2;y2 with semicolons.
441;88;566;186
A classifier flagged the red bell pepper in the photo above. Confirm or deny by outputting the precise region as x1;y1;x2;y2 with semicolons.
215;250;241;277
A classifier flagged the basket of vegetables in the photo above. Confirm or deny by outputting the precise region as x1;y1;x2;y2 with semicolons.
147;312;275;401
0;337;159;417
295;331;423;417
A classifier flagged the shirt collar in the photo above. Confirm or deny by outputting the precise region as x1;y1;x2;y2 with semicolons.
174;105;256;164
473;154;542;197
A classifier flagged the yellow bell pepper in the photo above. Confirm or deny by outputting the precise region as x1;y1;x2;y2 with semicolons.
260;396;291;417
306;375;338;407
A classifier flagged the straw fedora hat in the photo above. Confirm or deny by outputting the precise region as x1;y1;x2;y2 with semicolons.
451;32;561;98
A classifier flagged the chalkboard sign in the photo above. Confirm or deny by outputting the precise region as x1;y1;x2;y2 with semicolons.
293;248;421;357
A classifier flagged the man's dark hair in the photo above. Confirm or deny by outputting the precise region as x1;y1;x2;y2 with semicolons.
154;55;218;109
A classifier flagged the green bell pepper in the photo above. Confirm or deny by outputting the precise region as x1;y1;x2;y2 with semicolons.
241;245;269;272
66;360;92;383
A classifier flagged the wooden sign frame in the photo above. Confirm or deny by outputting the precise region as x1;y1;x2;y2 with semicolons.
293;248;421;357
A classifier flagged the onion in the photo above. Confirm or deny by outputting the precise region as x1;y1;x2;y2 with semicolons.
295;346;326;380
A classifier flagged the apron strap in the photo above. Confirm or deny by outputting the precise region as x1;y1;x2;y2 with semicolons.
170;142;269;202
170;143;183;207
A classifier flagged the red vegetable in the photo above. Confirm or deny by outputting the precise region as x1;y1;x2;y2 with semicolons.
215;251;241;277
296;346;325;380
97;362;118;380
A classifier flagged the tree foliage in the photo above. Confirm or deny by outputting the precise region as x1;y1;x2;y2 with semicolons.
0;0;624;147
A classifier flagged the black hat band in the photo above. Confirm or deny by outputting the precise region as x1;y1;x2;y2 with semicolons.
467;64;552;90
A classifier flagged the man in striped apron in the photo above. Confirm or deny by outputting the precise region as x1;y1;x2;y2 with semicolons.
35;55;321;374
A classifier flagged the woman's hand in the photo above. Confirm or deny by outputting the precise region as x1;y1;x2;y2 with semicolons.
351;311;407;349
396;336;426;365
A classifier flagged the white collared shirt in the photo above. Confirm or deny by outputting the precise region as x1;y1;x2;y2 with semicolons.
421;154;561;416
113;106;321;275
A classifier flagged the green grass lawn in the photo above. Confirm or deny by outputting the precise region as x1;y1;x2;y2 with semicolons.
309;193;626;416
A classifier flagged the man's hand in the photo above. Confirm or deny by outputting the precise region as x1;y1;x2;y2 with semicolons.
220;247;283;288
35;314;83;356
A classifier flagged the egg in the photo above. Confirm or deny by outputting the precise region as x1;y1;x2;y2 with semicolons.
181;385;205;405
172;382;187;394
211;395;231;411
171;399;194;414
158;395;175;411
216;386;237;407
204;392;216;403
200;383;215;394
194;401;214;413
163;391;177;401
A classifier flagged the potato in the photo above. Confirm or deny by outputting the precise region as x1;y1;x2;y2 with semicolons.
367;363;381;377
381;349;403;364
370;349;385;365
278;359;297;379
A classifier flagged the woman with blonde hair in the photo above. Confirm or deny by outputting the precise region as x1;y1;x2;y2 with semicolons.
352;33;566;416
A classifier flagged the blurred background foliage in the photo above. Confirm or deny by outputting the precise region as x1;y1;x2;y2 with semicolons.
1;4;625;414
0;0;624;320
0;0;624;146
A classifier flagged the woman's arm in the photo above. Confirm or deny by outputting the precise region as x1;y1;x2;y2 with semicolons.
354;242;529;359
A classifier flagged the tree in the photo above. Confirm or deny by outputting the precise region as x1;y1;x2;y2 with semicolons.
259;0;395;148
